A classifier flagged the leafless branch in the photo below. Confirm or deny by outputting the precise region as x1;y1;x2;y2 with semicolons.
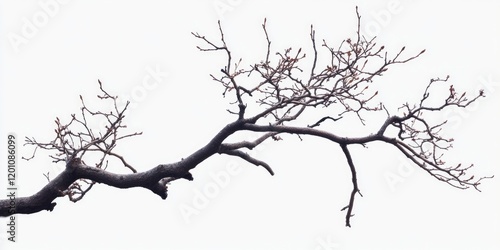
0;9;491;227
339;144;362;227
22;80;142;202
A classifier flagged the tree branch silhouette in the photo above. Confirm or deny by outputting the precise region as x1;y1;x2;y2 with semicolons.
1;8;492;227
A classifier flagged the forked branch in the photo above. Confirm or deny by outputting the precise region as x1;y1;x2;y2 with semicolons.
0;9;491;227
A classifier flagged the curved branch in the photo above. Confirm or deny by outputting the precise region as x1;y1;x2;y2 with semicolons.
339;144;361;227
241;123;381;145
220;132;278;151
218;149;274;175
0;119;247;216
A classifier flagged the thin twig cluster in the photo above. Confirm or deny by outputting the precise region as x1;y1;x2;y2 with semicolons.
193;7;490;226
23;81;141;201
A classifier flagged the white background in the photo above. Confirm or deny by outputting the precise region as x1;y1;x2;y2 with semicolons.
1;1;499;249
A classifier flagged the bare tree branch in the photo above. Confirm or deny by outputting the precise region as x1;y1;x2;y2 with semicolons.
0;9;492;227
339;144;362;227
218;148;274;175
